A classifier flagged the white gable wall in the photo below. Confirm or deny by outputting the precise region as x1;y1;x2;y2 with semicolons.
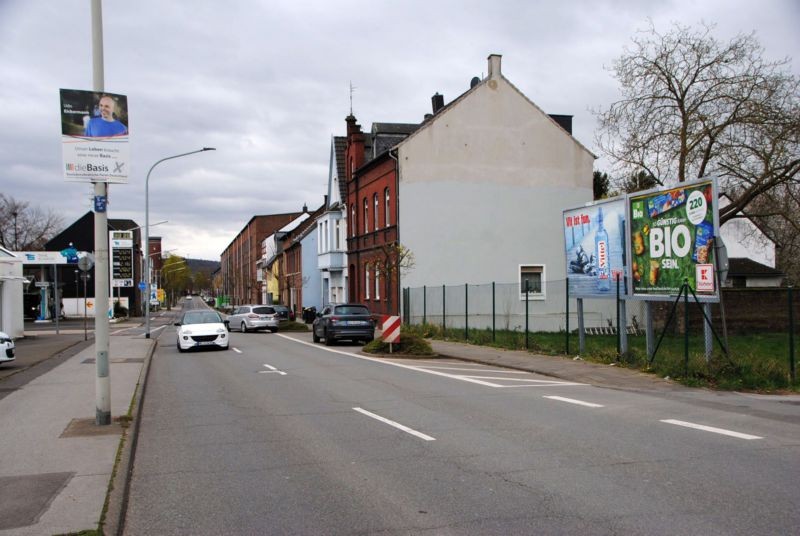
397;72;597;329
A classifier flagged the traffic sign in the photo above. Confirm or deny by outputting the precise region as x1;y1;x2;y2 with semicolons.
78;254;94;272
382;316;401;343
138;281;147;291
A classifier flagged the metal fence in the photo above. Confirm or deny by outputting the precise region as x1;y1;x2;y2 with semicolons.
402;278;647;334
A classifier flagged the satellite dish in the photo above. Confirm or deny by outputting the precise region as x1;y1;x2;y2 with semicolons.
470;76;481;88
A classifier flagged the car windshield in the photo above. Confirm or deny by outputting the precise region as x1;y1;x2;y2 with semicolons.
253;307;275;315
182;312;222;325
333;305;369;315
273;305;288;311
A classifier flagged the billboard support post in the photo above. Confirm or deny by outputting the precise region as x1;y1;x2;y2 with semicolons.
684;280;690;377
577;298;585;354
645;301;654;361
616;274;621;358
703;303;713;362
565;277;570;355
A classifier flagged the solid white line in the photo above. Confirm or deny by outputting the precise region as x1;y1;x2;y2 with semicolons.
660;419;763;440
543;395;604;408
277;334;504;387
353;407;435;441
417;366;529;374
500;383;586;388
467;376;582;384
232;347;242;354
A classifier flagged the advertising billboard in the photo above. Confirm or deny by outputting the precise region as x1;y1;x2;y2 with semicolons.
60;89;129;183
628;179;718;297
563;197;627;298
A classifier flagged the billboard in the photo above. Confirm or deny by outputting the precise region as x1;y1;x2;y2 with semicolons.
563;197;627;298
628;179;718;297
60;89;129;183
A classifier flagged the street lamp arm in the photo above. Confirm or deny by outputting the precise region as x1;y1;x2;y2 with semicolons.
144;147;215;338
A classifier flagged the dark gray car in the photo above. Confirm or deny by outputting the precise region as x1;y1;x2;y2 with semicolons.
312;304;375;346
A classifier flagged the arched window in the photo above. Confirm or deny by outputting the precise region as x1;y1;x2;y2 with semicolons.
375;268;380;300
384;188;390;227
363;198;369;234
373;193;379;231
365;264;371;299
350;204;355;237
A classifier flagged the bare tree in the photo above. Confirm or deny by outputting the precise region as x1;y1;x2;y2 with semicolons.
595;21;800;225
0;194;64;250
372;243;415;314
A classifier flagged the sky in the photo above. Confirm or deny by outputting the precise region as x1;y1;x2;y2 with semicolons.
1;0;798;261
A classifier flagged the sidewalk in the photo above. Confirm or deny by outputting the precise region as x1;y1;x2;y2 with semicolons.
428;339;689;392
0;327;153;535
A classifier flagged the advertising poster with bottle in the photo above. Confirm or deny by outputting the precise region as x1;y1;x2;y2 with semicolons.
563;198;627;299
629;178;718;297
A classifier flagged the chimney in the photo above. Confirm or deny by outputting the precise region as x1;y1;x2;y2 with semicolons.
487;54;502;79
302;203;308;213
549;114;573;135
431;92;445;114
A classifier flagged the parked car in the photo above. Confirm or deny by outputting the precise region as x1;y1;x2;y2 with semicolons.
226;305;280;333
0;331;15;365
175;310;229;352
312;304;375;346
272;304;295;322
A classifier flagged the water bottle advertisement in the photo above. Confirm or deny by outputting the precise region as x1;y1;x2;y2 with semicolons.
563;198;627;299
629;178;718;297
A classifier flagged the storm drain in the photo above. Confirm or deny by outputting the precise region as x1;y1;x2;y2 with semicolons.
0;472;74;529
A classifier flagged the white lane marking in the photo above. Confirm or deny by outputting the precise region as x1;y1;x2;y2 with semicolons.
466;376;577;384
660;419;763;440
415;366;529;374
544;395;604;408
500;383;586;388
232;347;242;354
278;334;504;387
353;407;435;441
259;363;286;375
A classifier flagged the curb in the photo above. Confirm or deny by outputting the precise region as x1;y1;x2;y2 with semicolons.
102;337;157;536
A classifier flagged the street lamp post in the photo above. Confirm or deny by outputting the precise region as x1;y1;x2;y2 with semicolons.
145;148;215;338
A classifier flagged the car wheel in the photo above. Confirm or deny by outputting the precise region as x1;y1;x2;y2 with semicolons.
312;329;320;343
324;330;334;346
241;322;248;333
270;328;278;333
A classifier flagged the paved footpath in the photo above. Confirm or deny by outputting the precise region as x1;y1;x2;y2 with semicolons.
0;326;153;536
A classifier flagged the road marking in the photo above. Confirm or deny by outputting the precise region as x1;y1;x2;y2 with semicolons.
277;334;583;388
353;407;435;441
418;366;529;373
544;395;604;408
259;363;286;375
232;347;242;354
660;419;762;440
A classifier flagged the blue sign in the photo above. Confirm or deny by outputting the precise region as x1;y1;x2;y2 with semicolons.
94;195;107;213
138;281;147;291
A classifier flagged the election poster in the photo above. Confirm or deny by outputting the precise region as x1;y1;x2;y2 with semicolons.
563;197;627;298
60;89;129;183
628;178;719;297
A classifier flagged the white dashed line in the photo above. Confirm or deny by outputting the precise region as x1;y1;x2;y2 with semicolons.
259;363;286;375
353;407;435;441
660;419;762;440
543;395;604;408
232;347;242;354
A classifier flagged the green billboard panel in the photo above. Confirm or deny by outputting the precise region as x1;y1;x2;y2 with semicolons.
629;179;718;296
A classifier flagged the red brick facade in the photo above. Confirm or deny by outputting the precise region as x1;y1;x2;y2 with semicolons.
345;116;401;316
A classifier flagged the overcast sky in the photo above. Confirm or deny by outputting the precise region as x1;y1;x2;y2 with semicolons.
1;0;798;260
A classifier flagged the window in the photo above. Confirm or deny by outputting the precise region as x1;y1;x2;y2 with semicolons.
384;188;390;227
374;193;379;231
324;220;329;252
365;265;371;299
519;265;545;299
363;198;369;233
350;205;355;237
317;222;323;253
375;269;380;300
335;220;341;249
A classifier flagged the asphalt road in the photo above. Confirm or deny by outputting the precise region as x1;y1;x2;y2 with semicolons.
123;299;800;535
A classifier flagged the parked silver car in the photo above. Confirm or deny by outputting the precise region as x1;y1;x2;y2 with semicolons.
226;305;280;333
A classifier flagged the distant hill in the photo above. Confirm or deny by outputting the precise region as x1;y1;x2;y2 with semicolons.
186;258;220;273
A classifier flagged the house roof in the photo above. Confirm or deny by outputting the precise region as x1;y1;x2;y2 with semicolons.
395;59;595;160
334;136;347;205
727;257;784;277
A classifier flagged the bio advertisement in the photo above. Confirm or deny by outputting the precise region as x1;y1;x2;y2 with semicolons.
629;179;718;296
60;89;129;183
563;198;627;298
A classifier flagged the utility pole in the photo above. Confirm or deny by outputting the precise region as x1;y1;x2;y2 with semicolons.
91;0;111;426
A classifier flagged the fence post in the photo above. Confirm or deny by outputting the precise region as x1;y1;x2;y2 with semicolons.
616;273;621;358
405;287;410;325
790;285;796;383
423;285;427;325
565;277;570;355
525;280;530;350
465;283;469;341
492;281;496;343
684;280;690;377
442;284;446;333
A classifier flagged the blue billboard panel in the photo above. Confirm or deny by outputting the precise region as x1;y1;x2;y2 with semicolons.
563;198;627;299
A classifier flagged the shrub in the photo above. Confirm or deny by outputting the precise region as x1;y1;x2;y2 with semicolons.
363;331;434;356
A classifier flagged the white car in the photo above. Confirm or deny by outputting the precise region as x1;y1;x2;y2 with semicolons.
0;331;15;365
175;311;229;352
